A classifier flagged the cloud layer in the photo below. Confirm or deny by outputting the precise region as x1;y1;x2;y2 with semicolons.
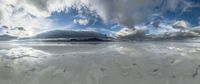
0;0;199;38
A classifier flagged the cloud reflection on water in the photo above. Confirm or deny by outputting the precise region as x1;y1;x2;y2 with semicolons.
1;42;200;84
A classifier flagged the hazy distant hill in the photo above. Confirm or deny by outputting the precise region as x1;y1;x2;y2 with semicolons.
31;30;112;42
0;35;17;41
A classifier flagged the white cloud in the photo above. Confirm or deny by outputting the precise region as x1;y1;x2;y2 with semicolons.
116;28;137;37
73;19;89;25
172;20;188;29
0;0;55;37
0;0;197;37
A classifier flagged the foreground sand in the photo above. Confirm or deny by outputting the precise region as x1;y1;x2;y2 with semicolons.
0;41;200;84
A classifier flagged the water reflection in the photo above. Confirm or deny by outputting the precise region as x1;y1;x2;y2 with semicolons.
6;47;49;59
0;42;200;84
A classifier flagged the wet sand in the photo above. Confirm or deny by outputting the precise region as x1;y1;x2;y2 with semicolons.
0;41;200;84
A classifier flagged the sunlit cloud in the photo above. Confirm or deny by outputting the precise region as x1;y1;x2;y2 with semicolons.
0;0;199;38
73;19;89;26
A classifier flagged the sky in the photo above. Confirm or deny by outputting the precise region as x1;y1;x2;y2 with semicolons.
0;0;199;37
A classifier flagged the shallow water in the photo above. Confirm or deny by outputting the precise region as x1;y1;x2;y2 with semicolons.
0;41;200;84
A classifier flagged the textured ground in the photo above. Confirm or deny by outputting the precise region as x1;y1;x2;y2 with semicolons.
1;41;200;84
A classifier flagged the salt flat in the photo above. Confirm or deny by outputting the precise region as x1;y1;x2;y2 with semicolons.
0;41;200;84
